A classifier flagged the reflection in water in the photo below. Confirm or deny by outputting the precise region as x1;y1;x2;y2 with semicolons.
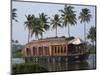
39;61;89;72
38;54;96;72
38;62;68;72
67;61;89;71
12;54;96;72
87;54;96;69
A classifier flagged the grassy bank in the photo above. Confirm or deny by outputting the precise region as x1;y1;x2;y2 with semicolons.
12;63;48;74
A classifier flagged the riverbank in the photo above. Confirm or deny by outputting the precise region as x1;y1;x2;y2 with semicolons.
12;63;48;74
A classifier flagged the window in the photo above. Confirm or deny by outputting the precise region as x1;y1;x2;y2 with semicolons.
26;48;31;56
57;46;60;53
39;47;43;55
61;46;63;53
44;47;48;55
64;46;66;53
55;46;57;53
33;47;36;56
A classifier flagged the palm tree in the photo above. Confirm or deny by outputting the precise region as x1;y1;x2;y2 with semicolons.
12;8;18;22
30;17;44;39
78;8;91;42
24;14;35;43
87;26;96;47
25;14;48;41
87;26;96;68
39;13;50;39
50;14;62;37
59;5;77;37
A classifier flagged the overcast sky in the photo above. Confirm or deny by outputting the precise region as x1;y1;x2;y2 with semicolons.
12;1;96;44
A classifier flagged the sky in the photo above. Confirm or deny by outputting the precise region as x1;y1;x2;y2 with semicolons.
12;1;96;45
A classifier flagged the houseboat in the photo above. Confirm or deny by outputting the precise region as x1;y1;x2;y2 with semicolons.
22;37;88;62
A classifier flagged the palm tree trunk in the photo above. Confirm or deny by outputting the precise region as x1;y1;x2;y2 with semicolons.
41;33;43;39
68;24;70;37
28;30;30;43
37;35;39;40
56;26;57;37
84;22;86;43
93;40;95;53
92;40;94;48
34;32;39;40
84;22;86;51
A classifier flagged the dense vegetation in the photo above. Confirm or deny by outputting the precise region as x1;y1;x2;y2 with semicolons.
12;40;23;58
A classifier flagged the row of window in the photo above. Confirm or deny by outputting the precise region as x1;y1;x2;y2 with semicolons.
25;45;67;56
51;45;67;54
26;46;49;56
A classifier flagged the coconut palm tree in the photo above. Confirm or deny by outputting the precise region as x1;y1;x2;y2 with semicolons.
12;8;18;22
50;14;62;37
78;8;91;42
87;26;96;47
24;14;35;43
31;17;45;40
59;5;77;37
39;13;50;39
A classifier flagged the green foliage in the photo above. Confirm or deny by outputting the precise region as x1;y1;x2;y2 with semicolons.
24;13;49;41
59;5;77;26
12;8;18;22
13;50;22;58
87;44;96;54
51;14;62;37
87;26;96;54
12;63;48;74
39;13;50;31
59;4;77;37
78;8;91;24
24;14;36;42
78;8;92;42
87;26;96;42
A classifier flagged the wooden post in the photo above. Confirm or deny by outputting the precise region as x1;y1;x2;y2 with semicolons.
52;46;54;56
31;47;33;57
63;45;65;55
49;46;52;56
43;46;45;56
59;46;61;56
56;46;58;56
53;46;54;56
66;45;68;56
25;48;27;57
41;47;43;56
37;47;39;57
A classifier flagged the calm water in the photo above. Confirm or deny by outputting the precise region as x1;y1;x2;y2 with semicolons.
39;54;96;71
12;54;96;71
12;58;25;64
